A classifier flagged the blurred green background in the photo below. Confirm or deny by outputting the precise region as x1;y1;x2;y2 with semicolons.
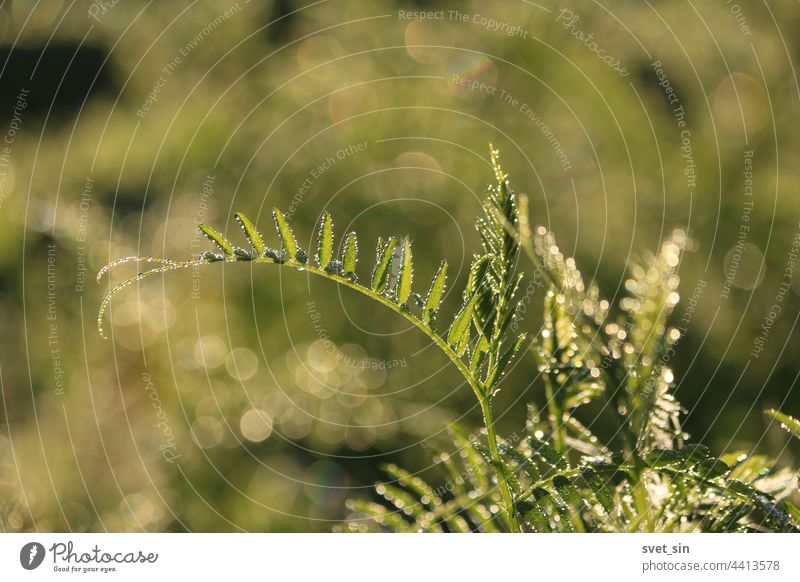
1;0;799;531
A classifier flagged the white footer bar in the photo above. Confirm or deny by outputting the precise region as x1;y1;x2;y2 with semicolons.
1;533;798;580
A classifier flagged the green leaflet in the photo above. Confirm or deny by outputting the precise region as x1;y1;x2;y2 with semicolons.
341;232;358;277
501;446;541;481
553;475;583;508
382;463;440;505
447;292;478;356
518;500;551;532
496;273;523;337
581;468;615;517
272;208;297;259
530;436;568;470
472;280;498;340
645;445;710;469
234;212;265;257
696;458;730;478
564;382;605;409
766;409;800;440
533;487;573;532
469;336;489;374
371;237;397;293
198;224;234;256
423;260;447;325
722;453;774;482
784;500;800;523
347;499;411;532
484;334;526;388
316;212;334;268
490;143;506;183
465;254;493;300
379;483;428;516
396;237;413;305
551;475;590;531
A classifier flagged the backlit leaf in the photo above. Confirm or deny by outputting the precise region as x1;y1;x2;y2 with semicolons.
396;237;413;304
234;212;266;257
371;237;397;293
766;409;800;441
272;208;297;259
447;292;478;353
423;260;447;325
341;232;358;278
316;212;334;268
198;224;234;256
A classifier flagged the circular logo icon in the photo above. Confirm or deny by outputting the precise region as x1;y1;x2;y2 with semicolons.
20;542;46;570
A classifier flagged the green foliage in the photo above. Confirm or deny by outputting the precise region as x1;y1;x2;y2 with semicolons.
342;210;799;532
98;147;799;533
766;409;800;441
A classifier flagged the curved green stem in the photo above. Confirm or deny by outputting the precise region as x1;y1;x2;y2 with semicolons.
480;395;521;532
98;255;521;531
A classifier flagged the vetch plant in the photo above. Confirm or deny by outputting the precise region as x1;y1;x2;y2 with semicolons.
98;147;800;533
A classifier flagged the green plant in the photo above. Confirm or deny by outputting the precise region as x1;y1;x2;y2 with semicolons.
98;147;800;533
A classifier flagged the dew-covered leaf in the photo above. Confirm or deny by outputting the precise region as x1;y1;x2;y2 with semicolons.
696;457;731;478
272;208;297;259
518;499;551;532
341;232;358;278
234;212;265;257
645;445;710;469
198;224;234;256
553;475;583;508
423;260;447;325
371;237;397;293
470;336;489;374
316;212;334;269
447;292;478;354
530;436;568;470
501;446;541;481
766;409;800;441
581;467;615;517
396;237;413;305
533;487;573;532
485;334;526;388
